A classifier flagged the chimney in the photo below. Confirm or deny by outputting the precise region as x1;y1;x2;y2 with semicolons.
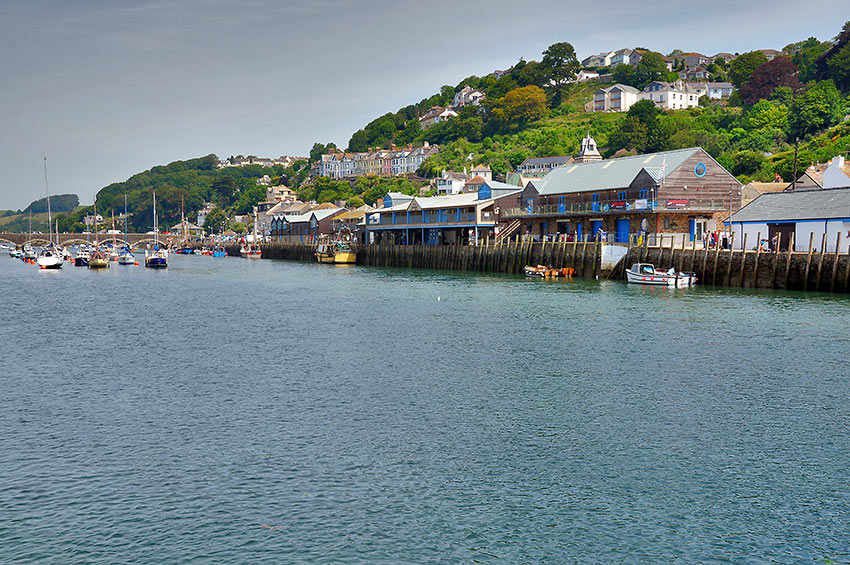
833;155;845;169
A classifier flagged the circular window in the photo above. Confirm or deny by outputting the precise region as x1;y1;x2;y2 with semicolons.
694;162;707;177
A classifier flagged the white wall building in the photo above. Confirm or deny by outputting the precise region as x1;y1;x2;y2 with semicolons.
593;84;641;112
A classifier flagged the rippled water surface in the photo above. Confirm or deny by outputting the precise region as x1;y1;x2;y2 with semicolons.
1;254;849;563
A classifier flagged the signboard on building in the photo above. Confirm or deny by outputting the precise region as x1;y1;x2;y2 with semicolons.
666;199;690;209
635;199;649;210
610;201;626;210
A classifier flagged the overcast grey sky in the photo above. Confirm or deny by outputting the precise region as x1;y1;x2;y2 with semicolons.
0;0;843;209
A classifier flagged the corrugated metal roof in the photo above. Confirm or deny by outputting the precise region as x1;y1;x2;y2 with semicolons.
730;188;850;222
533;148;699;195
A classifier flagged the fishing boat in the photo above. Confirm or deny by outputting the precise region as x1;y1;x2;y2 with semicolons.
212;245;227;257
145;191;168;268
332;227;357;264
625;263;697;287
314;238;335;263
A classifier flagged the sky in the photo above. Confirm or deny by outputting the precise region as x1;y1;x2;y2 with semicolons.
0;0;844;210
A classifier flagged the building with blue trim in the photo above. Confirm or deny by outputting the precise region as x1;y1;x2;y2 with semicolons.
365;181;523;245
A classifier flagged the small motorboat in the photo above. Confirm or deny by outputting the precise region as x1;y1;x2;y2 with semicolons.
241;243;261;259
625;263;697;287
523;265;575;278
74;246;91;267
8;247;21;258
212;246;227;257
22;244;37;260
36;246;63;269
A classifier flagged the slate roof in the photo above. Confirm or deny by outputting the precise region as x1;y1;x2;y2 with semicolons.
730;188;850;222
532;148;700;195
520;156;572;166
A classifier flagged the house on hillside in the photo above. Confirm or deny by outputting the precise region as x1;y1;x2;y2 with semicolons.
452;85;485;108
610;48;633;66
582;51;615;68
712;52;737;64
593;84;641;112
679;66;709;80
707;82;733;99
682;53;710;69
759;49;781;61
504;146;741;245
436;171;471;195
641;81;701;110
419;106;458;129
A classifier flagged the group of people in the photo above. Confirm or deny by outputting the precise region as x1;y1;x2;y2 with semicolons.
701;230;730;250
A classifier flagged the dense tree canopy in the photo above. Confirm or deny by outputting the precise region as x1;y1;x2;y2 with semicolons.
739;56;802;105
729;50;769;89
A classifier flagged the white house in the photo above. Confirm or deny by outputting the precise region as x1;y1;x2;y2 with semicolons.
707;82;734;99
452;85;485;108
419;106;458;129
436;171;471;195
610;48;633;67
593;84;641;112
822;155;850;189
640;81;700;110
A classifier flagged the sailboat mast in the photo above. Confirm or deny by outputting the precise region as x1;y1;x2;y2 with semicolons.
43;156;52;245
124;194;128;241
153;191;157;247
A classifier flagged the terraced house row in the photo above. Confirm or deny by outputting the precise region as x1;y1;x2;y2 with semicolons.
311;142;440;179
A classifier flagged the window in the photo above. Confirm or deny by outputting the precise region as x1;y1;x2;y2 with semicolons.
663;217;671;230
617;190;627;201
639;189;650;200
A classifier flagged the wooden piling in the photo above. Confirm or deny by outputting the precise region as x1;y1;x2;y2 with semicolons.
803;232;815;291
830;232;841;293
816;232;828;291
783;232;795;290
738;233;748;287
753;232;762;289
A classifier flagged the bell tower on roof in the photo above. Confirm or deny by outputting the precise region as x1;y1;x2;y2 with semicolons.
576;132;602;163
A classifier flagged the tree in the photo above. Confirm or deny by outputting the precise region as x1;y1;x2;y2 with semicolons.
785;37;831;82
203;206;227;234
729;50;768;89
348;129;369;152
489;86;548;131
633;51;669;89
745;99;788;131
211;177;237;209
816;20;850;91
739;56;802;105
310;142;336;163
540;42;580;106
611;64;635;86
789;79;845;138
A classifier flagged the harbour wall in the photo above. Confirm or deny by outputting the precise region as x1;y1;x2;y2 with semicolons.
259;241;850;293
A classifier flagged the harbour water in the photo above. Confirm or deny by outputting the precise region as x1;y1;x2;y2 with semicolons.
1;255;849;562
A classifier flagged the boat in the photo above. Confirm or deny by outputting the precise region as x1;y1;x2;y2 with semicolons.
9;247;22;259
241;242;261;258
35;157;63;269
36;246;63;269
523;265;575;278
333;240;356;264
625;263;697;287
74;245;91;266
117;196;136;265
198;247;213;256
144;191;168;268
88;202;109;268
22;244;36;260
314;238;335;263
212;245;227;257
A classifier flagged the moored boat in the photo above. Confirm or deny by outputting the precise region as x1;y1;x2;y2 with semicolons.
144;191;168;268
212;245;226;257
74;245;91;266
523;265;575;278
625;263;697;287
241;243;261;258
314;241;334;263
36;246;63;269
333;241;356;264
88;249;110;268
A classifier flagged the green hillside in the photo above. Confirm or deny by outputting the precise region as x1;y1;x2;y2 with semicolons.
302;21;850;205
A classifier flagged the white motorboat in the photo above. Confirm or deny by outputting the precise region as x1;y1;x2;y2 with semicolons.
36;246;63;269
625;263;697;287
118;246;136;265
22;244;37;260
9;247;22;258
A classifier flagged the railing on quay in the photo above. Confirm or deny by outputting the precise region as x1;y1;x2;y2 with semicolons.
504;199;730;218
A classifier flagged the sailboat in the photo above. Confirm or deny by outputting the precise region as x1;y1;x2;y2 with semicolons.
240;207;262;258
22;211;36;261
117;195;136;265
88;201;110;268
36;156;63;269
145;191;168;268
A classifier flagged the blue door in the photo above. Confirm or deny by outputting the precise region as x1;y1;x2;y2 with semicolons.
558;196;566;214
688;218;696;241
526;198;534;214
616;218;630;243
576;223;582;240
591;220;603;239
